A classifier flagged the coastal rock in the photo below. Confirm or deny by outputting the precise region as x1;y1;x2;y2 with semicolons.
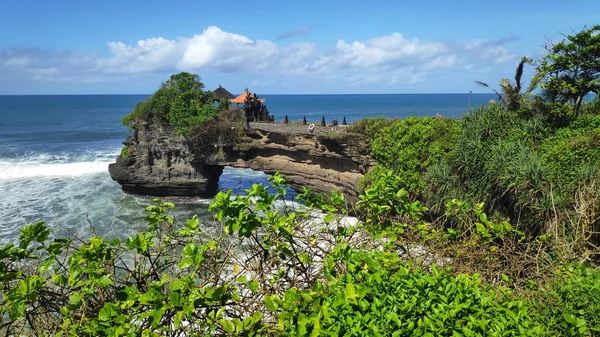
108;122;223;197
109;122;375;202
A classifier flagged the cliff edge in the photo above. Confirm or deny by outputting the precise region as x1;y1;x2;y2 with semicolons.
109;122;374;202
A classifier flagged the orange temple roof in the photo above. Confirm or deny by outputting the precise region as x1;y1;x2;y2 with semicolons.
232;88;265;104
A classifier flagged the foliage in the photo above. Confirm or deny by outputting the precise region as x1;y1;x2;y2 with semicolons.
345;116;396;139
367;116;460;194
537;25;600;114
2;173;600;336
274;251;545;336
188;109;248;159
533;263;600;336
424;104;554;229
120;145;130;159
581;94;600;115
542;115;600;186
475;57;542;111
121;72;221;135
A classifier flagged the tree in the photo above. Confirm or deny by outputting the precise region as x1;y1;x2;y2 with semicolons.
302;116;307;125
121;72;218;135
537;25;600;114
284;115;289;124
475;57;541;111
321;116;326;126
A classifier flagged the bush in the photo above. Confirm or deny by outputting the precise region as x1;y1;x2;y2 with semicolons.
345;116;396;139
533;263;600;336
275;251;545;336
188;109;248;159
542;126;600;187
122;72;221;136
368;116;460;194
1;174;599;336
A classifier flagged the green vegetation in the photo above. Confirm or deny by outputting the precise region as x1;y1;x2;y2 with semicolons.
120;145;130;158
122;72;227;136
368;116;460;195
537;25;600;114
2;173;599;336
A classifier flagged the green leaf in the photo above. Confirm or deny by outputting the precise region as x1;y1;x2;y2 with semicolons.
98;275;114;287
299;253;311;264
265;295;279;312
248;280;260;293
182;243;198;258
69;294;82;306
236;275;247;284
345;283;357;301
218;319;235;333
179;257;193;269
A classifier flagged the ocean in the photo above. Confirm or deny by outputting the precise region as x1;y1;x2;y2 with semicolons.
0;93;495;245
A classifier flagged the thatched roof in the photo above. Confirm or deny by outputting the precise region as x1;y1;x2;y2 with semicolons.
232;88;265;104
213;85;235;100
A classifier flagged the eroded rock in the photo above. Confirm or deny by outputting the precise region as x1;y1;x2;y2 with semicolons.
109;122;375;202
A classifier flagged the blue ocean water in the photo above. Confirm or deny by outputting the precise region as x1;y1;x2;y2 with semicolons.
261;93;494;123
0;93;495;244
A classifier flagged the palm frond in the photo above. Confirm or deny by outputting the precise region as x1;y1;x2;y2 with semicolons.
499;78;512;92
514;59;525;93
474;81;490;88
525;72;543;96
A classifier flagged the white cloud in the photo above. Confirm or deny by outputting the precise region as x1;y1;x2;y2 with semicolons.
423;55;458;70
0;26;520;89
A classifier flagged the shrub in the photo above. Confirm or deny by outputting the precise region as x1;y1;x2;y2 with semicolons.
1;173;599;336
533;263;600;336
542;126;600;186
368;116;460;194
275;251;546;336
122;72;221;136
345;116;396;139
188;109;248;159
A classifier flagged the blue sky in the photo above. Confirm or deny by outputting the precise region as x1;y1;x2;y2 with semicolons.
0;0;598;94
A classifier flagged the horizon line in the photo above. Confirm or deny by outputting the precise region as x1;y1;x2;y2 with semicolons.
0;92;498;96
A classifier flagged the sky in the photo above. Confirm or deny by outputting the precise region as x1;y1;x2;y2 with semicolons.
0;0;598;94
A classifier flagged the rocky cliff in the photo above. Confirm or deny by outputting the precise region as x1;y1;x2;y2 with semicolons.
109;122;374;202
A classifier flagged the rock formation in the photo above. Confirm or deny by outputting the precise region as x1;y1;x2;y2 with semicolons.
109;122;374;202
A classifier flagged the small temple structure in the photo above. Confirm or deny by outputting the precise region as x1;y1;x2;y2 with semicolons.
212;86;271;122
232;88;265;106
213;85;235;101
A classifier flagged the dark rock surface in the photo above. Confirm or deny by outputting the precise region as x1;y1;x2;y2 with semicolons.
109;122;375;202
108;122;223;197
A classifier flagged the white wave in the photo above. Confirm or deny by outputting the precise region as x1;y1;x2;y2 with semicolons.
0;160;112;180
222;166;268;177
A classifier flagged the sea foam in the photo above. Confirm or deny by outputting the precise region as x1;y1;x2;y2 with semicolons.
0;161;113;180
0;150;120;180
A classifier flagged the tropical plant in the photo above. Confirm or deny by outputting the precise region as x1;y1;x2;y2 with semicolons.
2;173;600;336
367;116;460;195
537;25;600;114
122;72;221;135
475;57;542;111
